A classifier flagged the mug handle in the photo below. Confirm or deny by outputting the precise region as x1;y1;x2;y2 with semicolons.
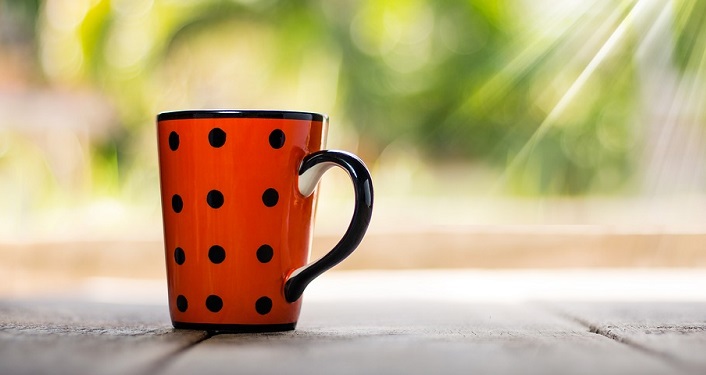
283;150;374;303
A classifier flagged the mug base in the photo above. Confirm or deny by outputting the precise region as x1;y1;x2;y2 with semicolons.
173;321;297;333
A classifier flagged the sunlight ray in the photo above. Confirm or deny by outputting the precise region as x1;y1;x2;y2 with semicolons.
639;0;706;195
673;13;706;193
461;0;611;117
495;0;658;192
633;0;679;195
435;0;629;164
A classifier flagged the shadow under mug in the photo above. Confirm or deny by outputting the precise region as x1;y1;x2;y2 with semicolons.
156;110;373;332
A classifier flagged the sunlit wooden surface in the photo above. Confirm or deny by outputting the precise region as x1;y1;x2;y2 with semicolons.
1;270;705;375
4;227;706;297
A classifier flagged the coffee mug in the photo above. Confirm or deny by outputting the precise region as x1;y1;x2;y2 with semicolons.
156;110;373;332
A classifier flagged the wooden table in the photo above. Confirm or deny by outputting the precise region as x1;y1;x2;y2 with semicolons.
2;270;705;375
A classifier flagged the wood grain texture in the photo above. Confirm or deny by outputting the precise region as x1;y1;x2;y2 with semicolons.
0;299;207;375
158;301;680;375
549;302;706;374
4;228;706;297
3;271;706;375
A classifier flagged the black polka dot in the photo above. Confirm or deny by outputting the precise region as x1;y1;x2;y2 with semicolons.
255;296;272;315
256;245;273;263
206;295;223;312
174;247;185;265
208;128;226;148
262;188;279;207
176;295;188;312
269;129;285;149
172;194;183;213
208;245;226;264
168;131;179;151
206;190;224;208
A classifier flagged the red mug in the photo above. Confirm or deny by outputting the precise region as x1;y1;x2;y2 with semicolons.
157;110;373;332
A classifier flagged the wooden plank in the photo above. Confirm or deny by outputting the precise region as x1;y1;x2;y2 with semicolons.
4;228;706;297
3;270;704;375
333;229;706;269
0;298;207;375
158;300;681;375
548;301;706;373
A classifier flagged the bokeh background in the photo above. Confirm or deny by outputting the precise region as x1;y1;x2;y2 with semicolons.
2;0;706;294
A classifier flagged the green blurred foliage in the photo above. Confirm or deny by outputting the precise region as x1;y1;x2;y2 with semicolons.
672;0;706;73
2;0;704;201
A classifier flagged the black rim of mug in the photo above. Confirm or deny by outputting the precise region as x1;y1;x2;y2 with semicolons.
157;110;327;122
